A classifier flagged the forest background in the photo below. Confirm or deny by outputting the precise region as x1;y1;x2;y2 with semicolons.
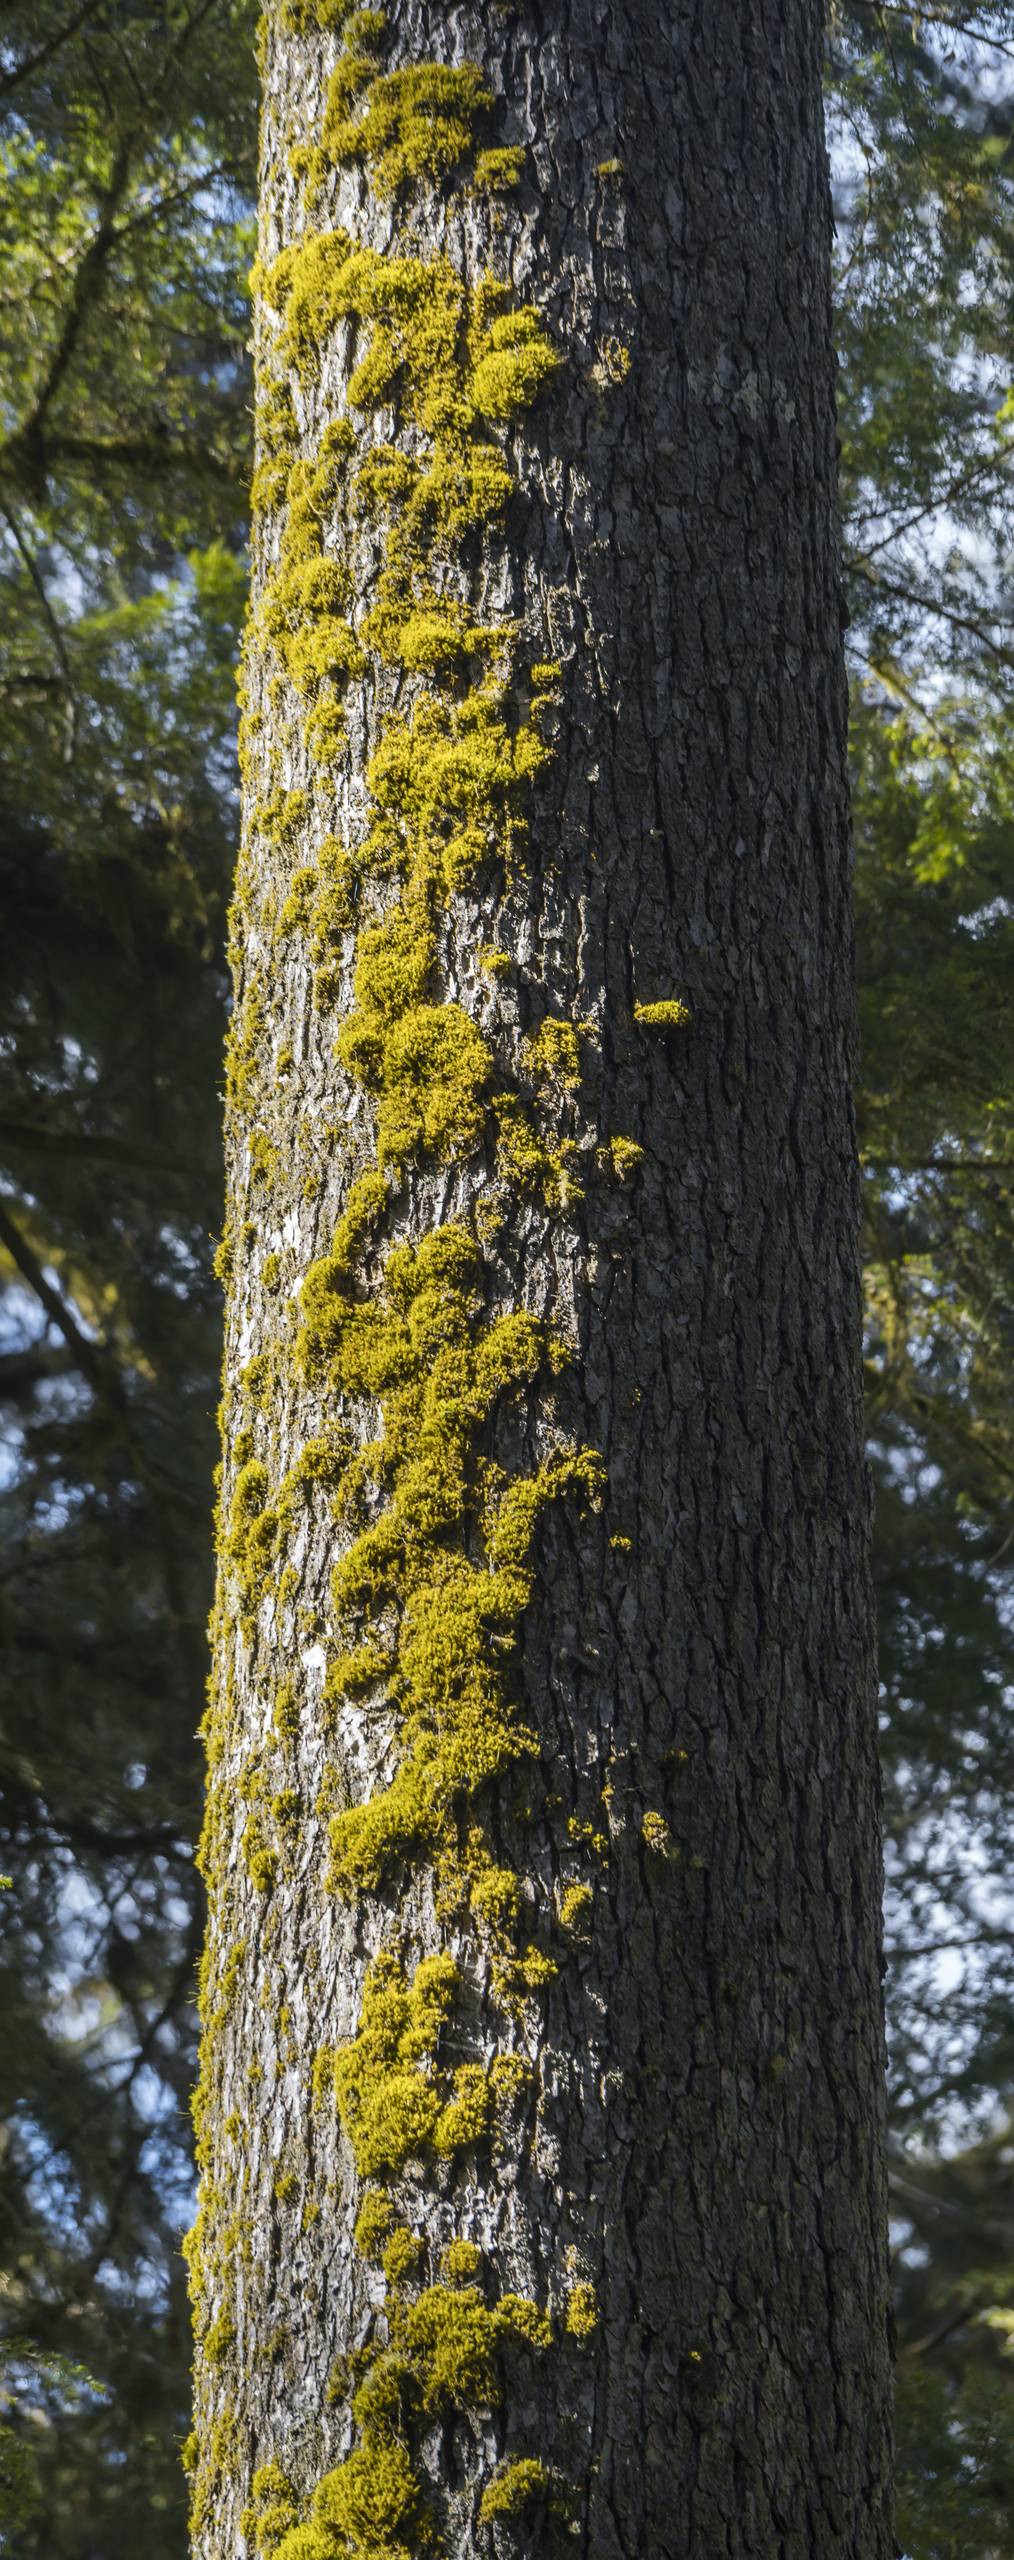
0;3;1011;2554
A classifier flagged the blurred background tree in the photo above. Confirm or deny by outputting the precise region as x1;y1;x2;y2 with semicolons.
830;7;1014;2547
0;4;254;2550
0;2;1011;2554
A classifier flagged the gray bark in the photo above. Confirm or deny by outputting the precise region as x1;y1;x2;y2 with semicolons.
190;3;894;2556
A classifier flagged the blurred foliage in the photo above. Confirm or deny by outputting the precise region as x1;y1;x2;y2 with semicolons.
831;5;1014;2547
0;1;1013;2556
0;3;255;2553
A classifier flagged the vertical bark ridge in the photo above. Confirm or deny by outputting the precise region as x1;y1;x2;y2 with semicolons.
189;4;894;2556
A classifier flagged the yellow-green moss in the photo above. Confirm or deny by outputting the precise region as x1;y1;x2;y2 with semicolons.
401;2282;551;2409
559;1880;593;1932
383;2224;426;2289
270;2281;550;2549
275;2441;426;2560
600;1134;644;1180
523;1016;582;1088
242;1813;278;1892
197;13;616;2547
470;1861;521;1934
327;1948;494;2178
293;1213;602;1895
495;1092;583;1207
323;58;492;196
337;997;493;1167
244;2463;301;2557
479;2457;550;2524
279;0;358;31
634;997;690;1031
564;2280;598;2338
471;145;525;193
470;307;561;420
443;2237;481;2283
488;2052;530;2105
353;2189;395;2258
204;2306;236;2365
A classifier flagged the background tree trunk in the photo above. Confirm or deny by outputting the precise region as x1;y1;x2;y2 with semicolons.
189;3;894;2556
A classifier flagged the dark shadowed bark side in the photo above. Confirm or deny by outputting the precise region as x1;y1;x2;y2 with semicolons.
189;3;894;2557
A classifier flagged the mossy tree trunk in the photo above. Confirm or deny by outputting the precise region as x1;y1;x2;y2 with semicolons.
189;3;894;2556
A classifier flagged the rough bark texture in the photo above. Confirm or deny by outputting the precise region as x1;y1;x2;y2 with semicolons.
189;4;894;2557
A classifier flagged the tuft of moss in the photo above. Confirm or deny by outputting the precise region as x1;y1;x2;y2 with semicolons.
277;2439;426;2560
471;145;525;193
523;1015;582;1089
443;2237;481;2283
559;1880;594;1932
245;2460;300;2556
564;2280;598;2338
383;2224;426;2289
471;308;561;421
479;2456;550;2524
323;58;493;196
279;0;358;31
353;2189;395;2259
634;997;690;1031
327;1948;493;2178
600;1133;644;1180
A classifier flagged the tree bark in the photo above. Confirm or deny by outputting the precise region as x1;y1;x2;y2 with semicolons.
189;4;894;2556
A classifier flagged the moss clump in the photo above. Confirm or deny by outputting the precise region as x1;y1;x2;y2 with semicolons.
471;145;525;193
323;1562;530;1891
337;997;493;1167
488;2052;530;2106
470;1862;521;1934
479;2457;550;2524
241;1814;278;1893
363;687;550;897
443;2237;481;2283
279;0;357;30
400;2282;550;2410
296;1214;602;1896
276;2286;551;2552
433;2061;493;2155
222;1429;352;1629
601;1134;644;1180
634;997;690;1031
323;58;493;196
353;2189;395;2259
495;1092;583;1208
559;1880;593;1932
245;2461;300;2555
204;2306;235;2365
564;2281;598;2338
327;1948;493;2178
383;2224;426;2289
470;307;561;421
263;569;363;697
275;2440;426;2560
276;231;555;444
250;310;364;776
523;1016;582;1089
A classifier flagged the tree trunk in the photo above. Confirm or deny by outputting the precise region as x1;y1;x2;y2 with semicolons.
189;3;894;2556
